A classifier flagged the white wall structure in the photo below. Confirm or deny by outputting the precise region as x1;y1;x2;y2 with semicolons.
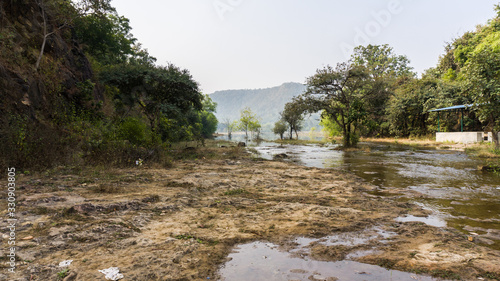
436;132;483;144
436;132;500;143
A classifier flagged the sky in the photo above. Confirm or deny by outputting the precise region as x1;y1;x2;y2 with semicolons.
112;0;499;94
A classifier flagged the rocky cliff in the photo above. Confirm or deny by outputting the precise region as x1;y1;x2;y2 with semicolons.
0;0;99;120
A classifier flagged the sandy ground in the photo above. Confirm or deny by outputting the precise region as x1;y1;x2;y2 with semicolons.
1;147;499;280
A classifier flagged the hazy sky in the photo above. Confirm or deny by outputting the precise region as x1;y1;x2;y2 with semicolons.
112;0;498;94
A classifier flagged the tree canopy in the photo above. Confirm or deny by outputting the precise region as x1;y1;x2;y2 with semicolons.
304;62;369;147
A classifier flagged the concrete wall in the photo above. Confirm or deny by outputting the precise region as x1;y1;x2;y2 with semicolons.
436;132;483;144
485;132;500;142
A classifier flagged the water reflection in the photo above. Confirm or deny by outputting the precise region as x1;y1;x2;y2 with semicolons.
219;241;438;281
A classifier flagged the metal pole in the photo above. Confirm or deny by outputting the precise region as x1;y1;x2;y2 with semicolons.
438;112;440;132
461;109;463;132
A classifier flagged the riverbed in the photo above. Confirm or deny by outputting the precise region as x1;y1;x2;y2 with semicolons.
250;141;500;250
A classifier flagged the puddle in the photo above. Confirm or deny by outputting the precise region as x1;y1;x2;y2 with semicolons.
395;215;447;228
219;241;439;281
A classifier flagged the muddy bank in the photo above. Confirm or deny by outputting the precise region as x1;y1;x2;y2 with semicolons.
1;148;499;280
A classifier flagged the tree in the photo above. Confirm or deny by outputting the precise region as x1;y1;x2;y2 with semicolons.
74;12;137;65
463;45;500;148
304;62;369;147
35;0;116;70
273;120;287;140
387;77;433;137
222;118;236;140
99;63;203;141
237;107;260;139
198;95;218;138
352;44;414;79
351;44;414;136
281;97;305;139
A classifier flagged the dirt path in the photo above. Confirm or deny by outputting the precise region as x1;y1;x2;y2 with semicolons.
1;148;499;280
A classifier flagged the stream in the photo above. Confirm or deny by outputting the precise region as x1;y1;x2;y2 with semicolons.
218;139;500;280
250;141;500;247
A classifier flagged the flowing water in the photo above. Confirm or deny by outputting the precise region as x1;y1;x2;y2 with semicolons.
218;139;500;280
251;141;500;248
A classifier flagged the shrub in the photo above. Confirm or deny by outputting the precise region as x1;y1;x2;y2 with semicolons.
116;117;148;146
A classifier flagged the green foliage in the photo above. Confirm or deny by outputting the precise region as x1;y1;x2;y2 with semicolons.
281;96;306;139
57;269;70;280
116;117;148;145
431;9;500;147
74;10;137;65
273;120;288;140
320;113;342;138
352;44;415;79
304;62;368;147
0;0;213;172
99;63;204;143
351;44;415;137
237;107;261;139
0;114;77;171
387;77;434;137
463;44;500;147
199;95;219;138
224;188;247;196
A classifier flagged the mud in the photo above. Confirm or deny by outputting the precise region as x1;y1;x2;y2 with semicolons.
1;148;499;280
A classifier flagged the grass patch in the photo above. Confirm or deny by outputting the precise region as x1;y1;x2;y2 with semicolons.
91;184;123;194
430;269;462;280
57;269;70;280
465;143;500;158
33;206;50;215
376;258;397;269
224;188;247;196
479;271;500;280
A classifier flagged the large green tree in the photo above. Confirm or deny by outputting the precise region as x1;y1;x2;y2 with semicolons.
304;62;369;147
99;64;203;140
431;5;500;146
463;45;500;147
351;44;414;136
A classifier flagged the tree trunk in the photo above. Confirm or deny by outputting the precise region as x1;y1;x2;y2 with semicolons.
492;128;499;149
346;125;352;147
36;0;48;71
36;34;48;70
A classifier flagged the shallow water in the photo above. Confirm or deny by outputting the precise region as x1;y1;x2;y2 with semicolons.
219;241;438;281
250;141;500;248
218;140;499;280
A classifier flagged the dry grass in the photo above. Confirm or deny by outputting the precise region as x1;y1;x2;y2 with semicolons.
465;143;500;159
361;136;440;147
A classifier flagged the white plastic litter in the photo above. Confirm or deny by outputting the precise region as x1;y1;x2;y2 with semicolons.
98;267;124;280
58;260;73;267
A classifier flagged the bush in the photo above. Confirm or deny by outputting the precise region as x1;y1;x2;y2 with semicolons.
116;117;148;145
0;114;77;172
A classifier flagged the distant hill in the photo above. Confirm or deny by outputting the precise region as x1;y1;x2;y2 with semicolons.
210;82;320;131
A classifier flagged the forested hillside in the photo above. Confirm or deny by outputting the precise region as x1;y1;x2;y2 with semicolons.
0;0;218;171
